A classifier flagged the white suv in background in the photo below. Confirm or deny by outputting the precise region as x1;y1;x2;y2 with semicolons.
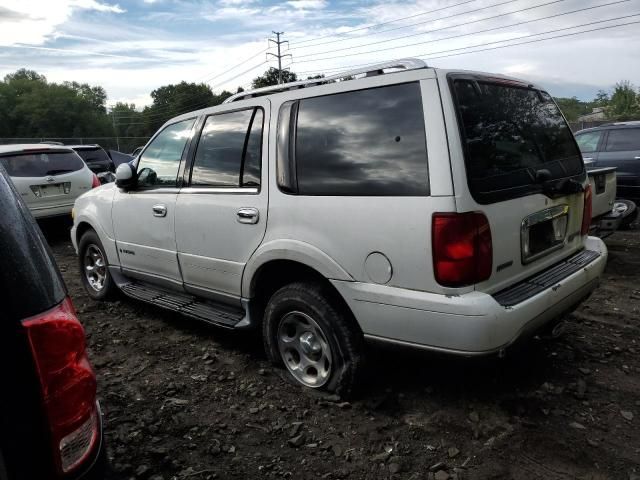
71;59;607;396
0;144;99;219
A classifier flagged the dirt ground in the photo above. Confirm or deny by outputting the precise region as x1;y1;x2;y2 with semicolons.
41;221;640;480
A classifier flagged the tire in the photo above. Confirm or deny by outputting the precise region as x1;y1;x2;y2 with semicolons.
616;199;638;230
78;230;116;301
263;282;364;398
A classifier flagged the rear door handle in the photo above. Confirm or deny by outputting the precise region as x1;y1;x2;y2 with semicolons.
237;207;259;224
152;204;167;217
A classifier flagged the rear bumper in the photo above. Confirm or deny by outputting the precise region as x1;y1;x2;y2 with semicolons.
332;236;607;355
29;202;74;219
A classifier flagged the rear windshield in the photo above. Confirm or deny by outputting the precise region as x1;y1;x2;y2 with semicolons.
0;151;85;177
451;78;583;203
75;148;110;163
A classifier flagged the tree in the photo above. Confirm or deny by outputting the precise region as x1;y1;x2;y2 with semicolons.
609;81;639;119
553;97;591;122
593;89;610;107
251;68;297;89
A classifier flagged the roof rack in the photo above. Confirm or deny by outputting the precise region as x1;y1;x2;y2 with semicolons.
223;58;428;103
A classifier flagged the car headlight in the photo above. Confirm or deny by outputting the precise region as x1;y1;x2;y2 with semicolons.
71;207;75;220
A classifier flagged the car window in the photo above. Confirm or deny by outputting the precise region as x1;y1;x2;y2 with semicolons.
191;108;263;188
137;118;195;187
451;79;583;203
604;128;640;152
575;131;602;153
0;151;85;177
294;82;429;196
75;148;110;163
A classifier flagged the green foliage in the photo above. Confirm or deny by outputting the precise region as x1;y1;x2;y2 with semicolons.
609;81;639;120
553;97;592;122
251;68;297;88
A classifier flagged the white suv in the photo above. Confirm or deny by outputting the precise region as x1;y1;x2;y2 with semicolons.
71;59;607;396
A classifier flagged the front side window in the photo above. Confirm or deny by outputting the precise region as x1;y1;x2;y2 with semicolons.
294;83;429;196
191;108;263;188
137;118;195;187
604;128;640;152
575;131;602;153
0;151;85;177
452;78;583;203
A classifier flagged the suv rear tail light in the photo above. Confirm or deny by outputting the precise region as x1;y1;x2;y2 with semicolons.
581;183;592;236
23;297;98;474
91;174;100;189
432;212;493;287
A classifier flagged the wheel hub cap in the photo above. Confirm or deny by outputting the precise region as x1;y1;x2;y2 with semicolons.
277;311;332;388
84;244;106;292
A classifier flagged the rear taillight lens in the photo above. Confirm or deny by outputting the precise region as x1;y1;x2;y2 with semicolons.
91;174;100;188
23;298;98;475
581;183;592;236
432;212;493;287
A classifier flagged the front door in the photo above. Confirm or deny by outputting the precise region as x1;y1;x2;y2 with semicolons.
112;117;196;288
175;101;269;304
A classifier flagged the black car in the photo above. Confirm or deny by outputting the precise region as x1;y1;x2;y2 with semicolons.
575;121;640;201
0;165;103;479
68;145;115;174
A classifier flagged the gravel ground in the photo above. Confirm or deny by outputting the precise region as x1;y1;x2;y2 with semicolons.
41;220;640;480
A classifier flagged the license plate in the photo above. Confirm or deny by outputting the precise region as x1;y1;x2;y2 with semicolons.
40;184;63;197
521;205;569;263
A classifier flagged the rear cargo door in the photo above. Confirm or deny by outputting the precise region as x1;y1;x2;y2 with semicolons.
445;74;588;294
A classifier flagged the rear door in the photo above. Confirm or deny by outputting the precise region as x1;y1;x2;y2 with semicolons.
597;127;640;199
444;74;588;293
174;101;269;303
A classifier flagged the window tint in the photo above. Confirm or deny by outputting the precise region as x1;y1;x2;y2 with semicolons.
0;151;85;177
575;131;602;153
294;83;429;196
75;148;110;163
452;79;583;203
137;118;195;187
191;108;263;188
604;128;640;151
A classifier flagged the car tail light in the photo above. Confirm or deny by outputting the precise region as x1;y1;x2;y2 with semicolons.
91;174;100;189
581;183;592;236
432;212;493;287
23;297;98;474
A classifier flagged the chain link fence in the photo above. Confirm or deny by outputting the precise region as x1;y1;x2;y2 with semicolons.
0;137;150;154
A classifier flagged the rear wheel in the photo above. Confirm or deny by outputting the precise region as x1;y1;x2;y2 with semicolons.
614;199;637;230
78;230;116;301
263;282;363;397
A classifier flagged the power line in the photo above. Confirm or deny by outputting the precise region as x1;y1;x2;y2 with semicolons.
291;11;640;65
291;0;628;63
288;0;479;46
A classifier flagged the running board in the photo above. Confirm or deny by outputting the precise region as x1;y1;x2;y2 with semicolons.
119;281;246;329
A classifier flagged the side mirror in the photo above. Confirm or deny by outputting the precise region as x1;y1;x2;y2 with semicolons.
115;163;137;190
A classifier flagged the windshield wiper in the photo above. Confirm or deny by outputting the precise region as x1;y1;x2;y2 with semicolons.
45;169;73;175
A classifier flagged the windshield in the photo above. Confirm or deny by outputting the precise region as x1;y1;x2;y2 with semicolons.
451;78;583;203
76;148;110;163
0;151;85;177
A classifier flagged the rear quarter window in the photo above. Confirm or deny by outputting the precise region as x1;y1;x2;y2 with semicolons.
0;151;85;177
604;128;640;151
293;82;429;196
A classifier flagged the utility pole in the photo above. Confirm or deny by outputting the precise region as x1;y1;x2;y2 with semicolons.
110;105;120;151
267;31;291;85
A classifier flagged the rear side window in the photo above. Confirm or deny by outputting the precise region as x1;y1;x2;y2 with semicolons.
451;78;583;203
191;108;263;188
575;131;602;153
0;151;85;177
294;83;429;196
604;128;640;151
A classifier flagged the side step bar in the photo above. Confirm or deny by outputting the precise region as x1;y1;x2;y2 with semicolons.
119;281;246;329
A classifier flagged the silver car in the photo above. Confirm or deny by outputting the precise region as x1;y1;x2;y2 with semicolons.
0;144;98;219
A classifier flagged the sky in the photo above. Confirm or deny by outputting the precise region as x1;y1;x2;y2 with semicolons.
0;0;639;108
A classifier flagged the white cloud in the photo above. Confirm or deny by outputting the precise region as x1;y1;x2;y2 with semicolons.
287;0;327;10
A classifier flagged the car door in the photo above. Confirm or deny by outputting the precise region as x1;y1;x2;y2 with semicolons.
112;117;196;289
175;101;269;305
597;127;640;198
574;129;604;165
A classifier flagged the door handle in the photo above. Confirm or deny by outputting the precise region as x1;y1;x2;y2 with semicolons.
237;207;259;224
152;204;167;217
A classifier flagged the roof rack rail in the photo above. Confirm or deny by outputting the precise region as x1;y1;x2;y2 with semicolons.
223;58;428;103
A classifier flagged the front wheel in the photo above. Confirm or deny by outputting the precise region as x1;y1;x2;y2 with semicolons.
78;230;116;301
263;282;364;397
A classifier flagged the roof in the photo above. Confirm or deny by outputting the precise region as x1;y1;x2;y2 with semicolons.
0;143;74;155
575;121;640;134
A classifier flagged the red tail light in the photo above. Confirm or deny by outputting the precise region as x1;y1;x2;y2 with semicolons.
23;298;98;474
91;174;100;188
581;184;592;236
432;212;493;287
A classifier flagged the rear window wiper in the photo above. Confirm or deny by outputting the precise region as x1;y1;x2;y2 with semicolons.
45;169;73;175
